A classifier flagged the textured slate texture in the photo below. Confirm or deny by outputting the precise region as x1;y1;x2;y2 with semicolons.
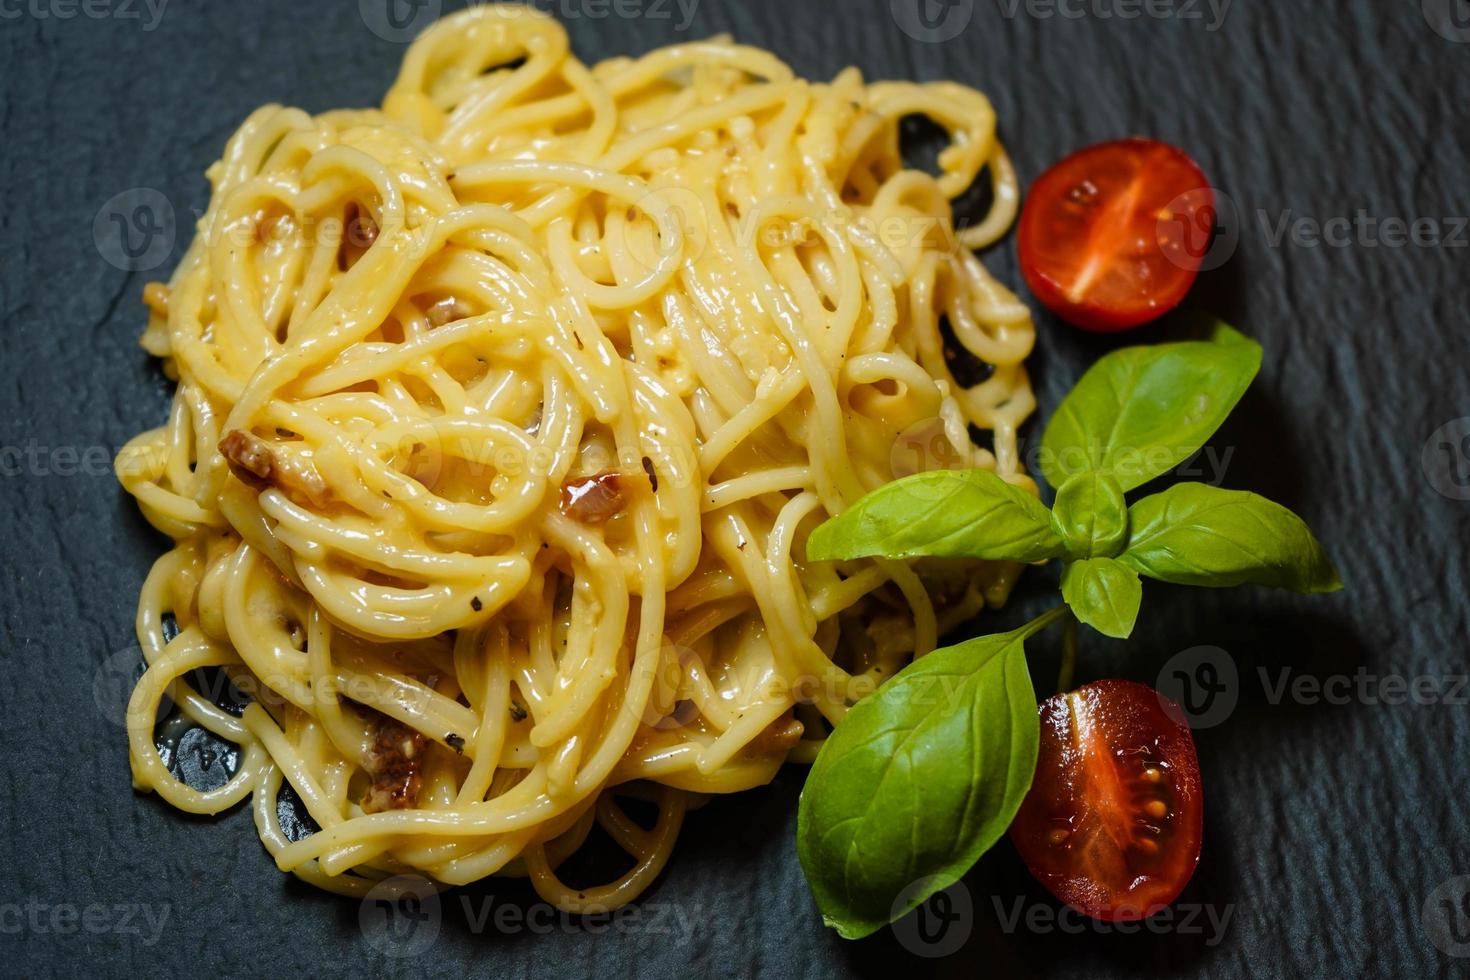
2;0;1468;976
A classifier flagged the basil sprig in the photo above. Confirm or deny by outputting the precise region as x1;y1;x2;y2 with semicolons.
797;319;1343;939
805;319;1340;638
796;610;1063;939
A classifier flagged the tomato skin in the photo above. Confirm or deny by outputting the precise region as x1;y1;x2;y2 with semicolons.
1009;679;1203;922
1018;138;1215;333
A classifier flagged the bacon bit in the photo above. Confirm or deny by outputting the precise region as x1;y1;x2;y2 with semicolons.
338;202;379;271
142;281;169;318
362;716;428;813
750;711;805;754
219;430;274;485
219;429;329;508
424;295;470;328
560;470;627;525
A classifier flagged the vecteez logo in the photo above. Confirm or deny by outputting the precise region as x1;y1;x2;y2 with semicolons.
360;0;442;42
993;0;1233;30
891;0;976;43
1423;418;1470;501
359;875;442;958
1423;0;1470;42
1157;187;1240;272
1155;645;1239;729
93;188;175;272
993;897;1234;944
92;643;156;728
0;899;171;945
0;0;169;31
1423;876;1470;957
890;877;973;957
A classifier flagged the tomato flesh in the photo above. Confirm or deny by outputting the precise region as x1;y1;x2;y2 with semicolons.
1018;138;1214;332
1009;679;1203;921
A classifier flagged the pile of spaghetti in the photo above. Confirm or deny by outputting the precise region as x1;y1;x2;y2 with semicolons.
115;5;1035;910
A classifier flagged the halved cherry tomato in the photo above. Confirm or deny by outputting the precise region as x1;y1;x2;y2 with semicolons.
1018;138;1214;332
1009;679;1203;921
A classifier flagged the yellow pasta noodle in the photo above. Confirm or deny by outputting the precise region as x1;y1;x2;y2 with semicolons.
114;4;1035;910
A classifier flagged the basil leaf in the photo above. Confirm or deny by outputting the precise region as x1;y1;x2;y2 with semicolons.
806;469;1064;563
1039;321;1262;492
1205;319;1259;349
1060;557;1142;638
796;625;1041;939
1051;471;1128;559
1119;483;1344;593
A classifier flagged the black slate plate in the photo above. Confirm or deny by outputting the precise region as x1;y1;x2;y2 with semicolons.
3;1;1468;976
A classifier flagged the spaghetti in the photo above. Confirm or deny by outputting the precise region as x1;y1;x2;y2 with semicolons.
114;4;1036;910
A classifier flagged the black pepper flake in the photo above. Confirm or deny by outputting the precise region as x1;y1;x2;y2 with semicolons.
445;733;465;754
509;701;528;722
641;456;658;493
470;596;483;612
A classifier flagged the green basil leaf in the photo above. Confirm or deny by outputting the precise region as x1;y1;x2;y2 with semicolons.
1051;471;1128;559
1119;483;1344;593
1060;557;1142;638
1039;320;1263;492
806;469;1065;563
796;624;1041;939
1205;319;1258;349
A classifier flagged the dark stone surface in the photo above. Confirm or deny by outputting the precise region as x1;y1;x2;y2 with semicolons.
2;0;1467;976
